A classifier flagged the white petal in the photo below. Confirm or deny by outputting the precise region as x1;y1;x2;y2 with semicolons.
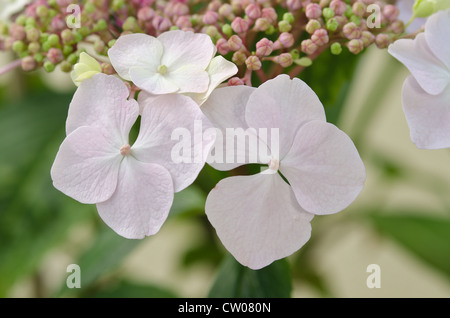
158;30;215;70
388;33;449;95
129;68;179;95
165;64;210;93
51;126;122;204
402;75;450;149
281;120;366;215
200;85;268;171
108;33;163;81
97;157;174;239
66;73;139;146
424;9;450;70
185;56;239;105
132;94;216;192
245;74;326;159
205;173;314;270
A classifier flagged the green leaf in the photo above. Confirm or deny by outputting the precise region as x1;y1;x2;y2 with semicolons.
369;213;450;278
208;255;292;298
90;280;178;298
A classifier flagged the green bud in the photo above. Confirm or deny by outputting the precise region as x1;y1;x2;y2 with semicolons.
222;24;233;37
63;45;74;55
28;42;41;54
278;20;292;32
47;0;57;7
42;41;52;52
47;34;60;46
330;42;342;55
108;39;116;48
40;33;49;44
413;0;436;17
290;49;300;60
122;17;138;32
323;8;335;20
78;27;91;37
112;0;125;10
19;51;30;58
44;61;56;72
170;26;179;31
48;9;58;19
34;53;44;63
93;19;108;32
67;53;79;65
294;57;313;67
265;25;276;35
350;15;361;26
26;28;40;42
36;5;49;19
283;12;295;24
326;18;339;32
344;5;353;18
84;2;96;14
12;41;25;53
15;15;27;26
60;61;73;73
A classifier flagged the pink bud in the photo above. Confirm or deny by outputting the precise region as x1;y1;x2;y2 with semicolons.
218;4;233;17
232;51;247;65
47;48;63;64
274;53;293;68
383;4;399;22
245;55;262;71
305;3;322;19
208;0;222;11
306;19;321;34
231;17;250;33
311;29;329;46
275;32;294;49
375;33;390;49
216;38;230;55
343;22;361;40
228;35;243;51
361;31;375;46
245;3;262;20
255;38;274;57
254;17;271;31
137;7;155;22
390;20;404;34
286;0;302;11
261;7;277;24
203;11;219;25
50;15;66;32
176;16;192;29
330;0;347;15
21;56;36;72
301;39;318;55
173;2;190;16
9;24;26;41
228;77;245;86
347;39;364;54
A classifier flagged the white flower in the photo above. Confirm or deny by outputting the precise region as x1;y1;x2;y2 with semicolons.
108;30;237;101
201;75;366;269
51;73;215;239
388;9;450;149
0;0;30;22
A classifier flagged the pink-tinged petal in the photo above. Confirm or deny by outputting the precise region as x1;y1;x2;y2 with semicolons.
108;33;163;81
424;9;450;70
51;126;122;204
158;30;215;70
132;94;216;192
388;34;449;95
66;74;139;146
97;157;174;239
201;85;269;171
129;68;179;95
185;56;239;106
281;121;366;215
165;64;210;93
245;74;326;159
205;173;314;270
402;75;450;149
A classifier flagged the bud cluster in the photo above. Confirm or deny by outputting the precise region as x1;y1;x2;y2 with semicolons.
0;0;417;84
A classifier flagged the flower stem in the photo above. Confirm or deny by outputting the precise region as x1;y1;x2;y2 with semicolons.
0;59;22;76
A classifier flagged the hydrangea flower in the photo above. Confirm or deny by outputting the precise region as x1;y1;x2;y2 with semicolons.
388;9;450;149
51;73;215;238
108;30;237;102
201;75;366;269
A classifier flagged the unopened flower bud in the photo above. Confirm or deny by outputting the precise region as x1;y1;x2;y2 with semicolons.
123;17;139;32
173;2;189;16
60;60;73;73
228;35;243;51
203;11;219;25
231;17;249;33
36;5;49;19
228;77;244;86
94;40;105;54
311;29;329;46
347;39;364;54
254;17;271;31
326;17;339;31
276;32;294;49
301;39;318;55
101;62;115;75
306;19;322;34
218;4;233;18
216;38;230;55
137;7;155;22
352;2;366;17
322;8;335;20
390;20;405;34
286;0;302;11
10;24;26;41
232;51;247;65
274;53;293;68
176;16;192;29
278;20;292;32
61;29;75;44
28;42;40;54
245;3;262;19
47;48;63;64
306;3;322;19
246;55;262;70
222;23;233;36
12;40;25;53
283;12;295;24
383;4;399;21
294;57;312;67
21;56;36;71
330;42;342;55
44;61;56;72
255;38;274;56
375;33;390;49
343;22;361;39
261;7;277;23
361;31;375;46
330;0;347;15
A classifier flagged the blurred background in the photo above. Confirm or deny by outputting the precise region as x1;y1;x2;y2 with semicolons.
1;40;449;298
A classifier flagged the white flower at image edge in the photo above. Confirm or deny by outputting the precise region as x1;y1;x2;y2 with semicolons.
108;30;238;106
388;9;450;149
201;75;366;270
0;0;30;21
50;73;215;239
